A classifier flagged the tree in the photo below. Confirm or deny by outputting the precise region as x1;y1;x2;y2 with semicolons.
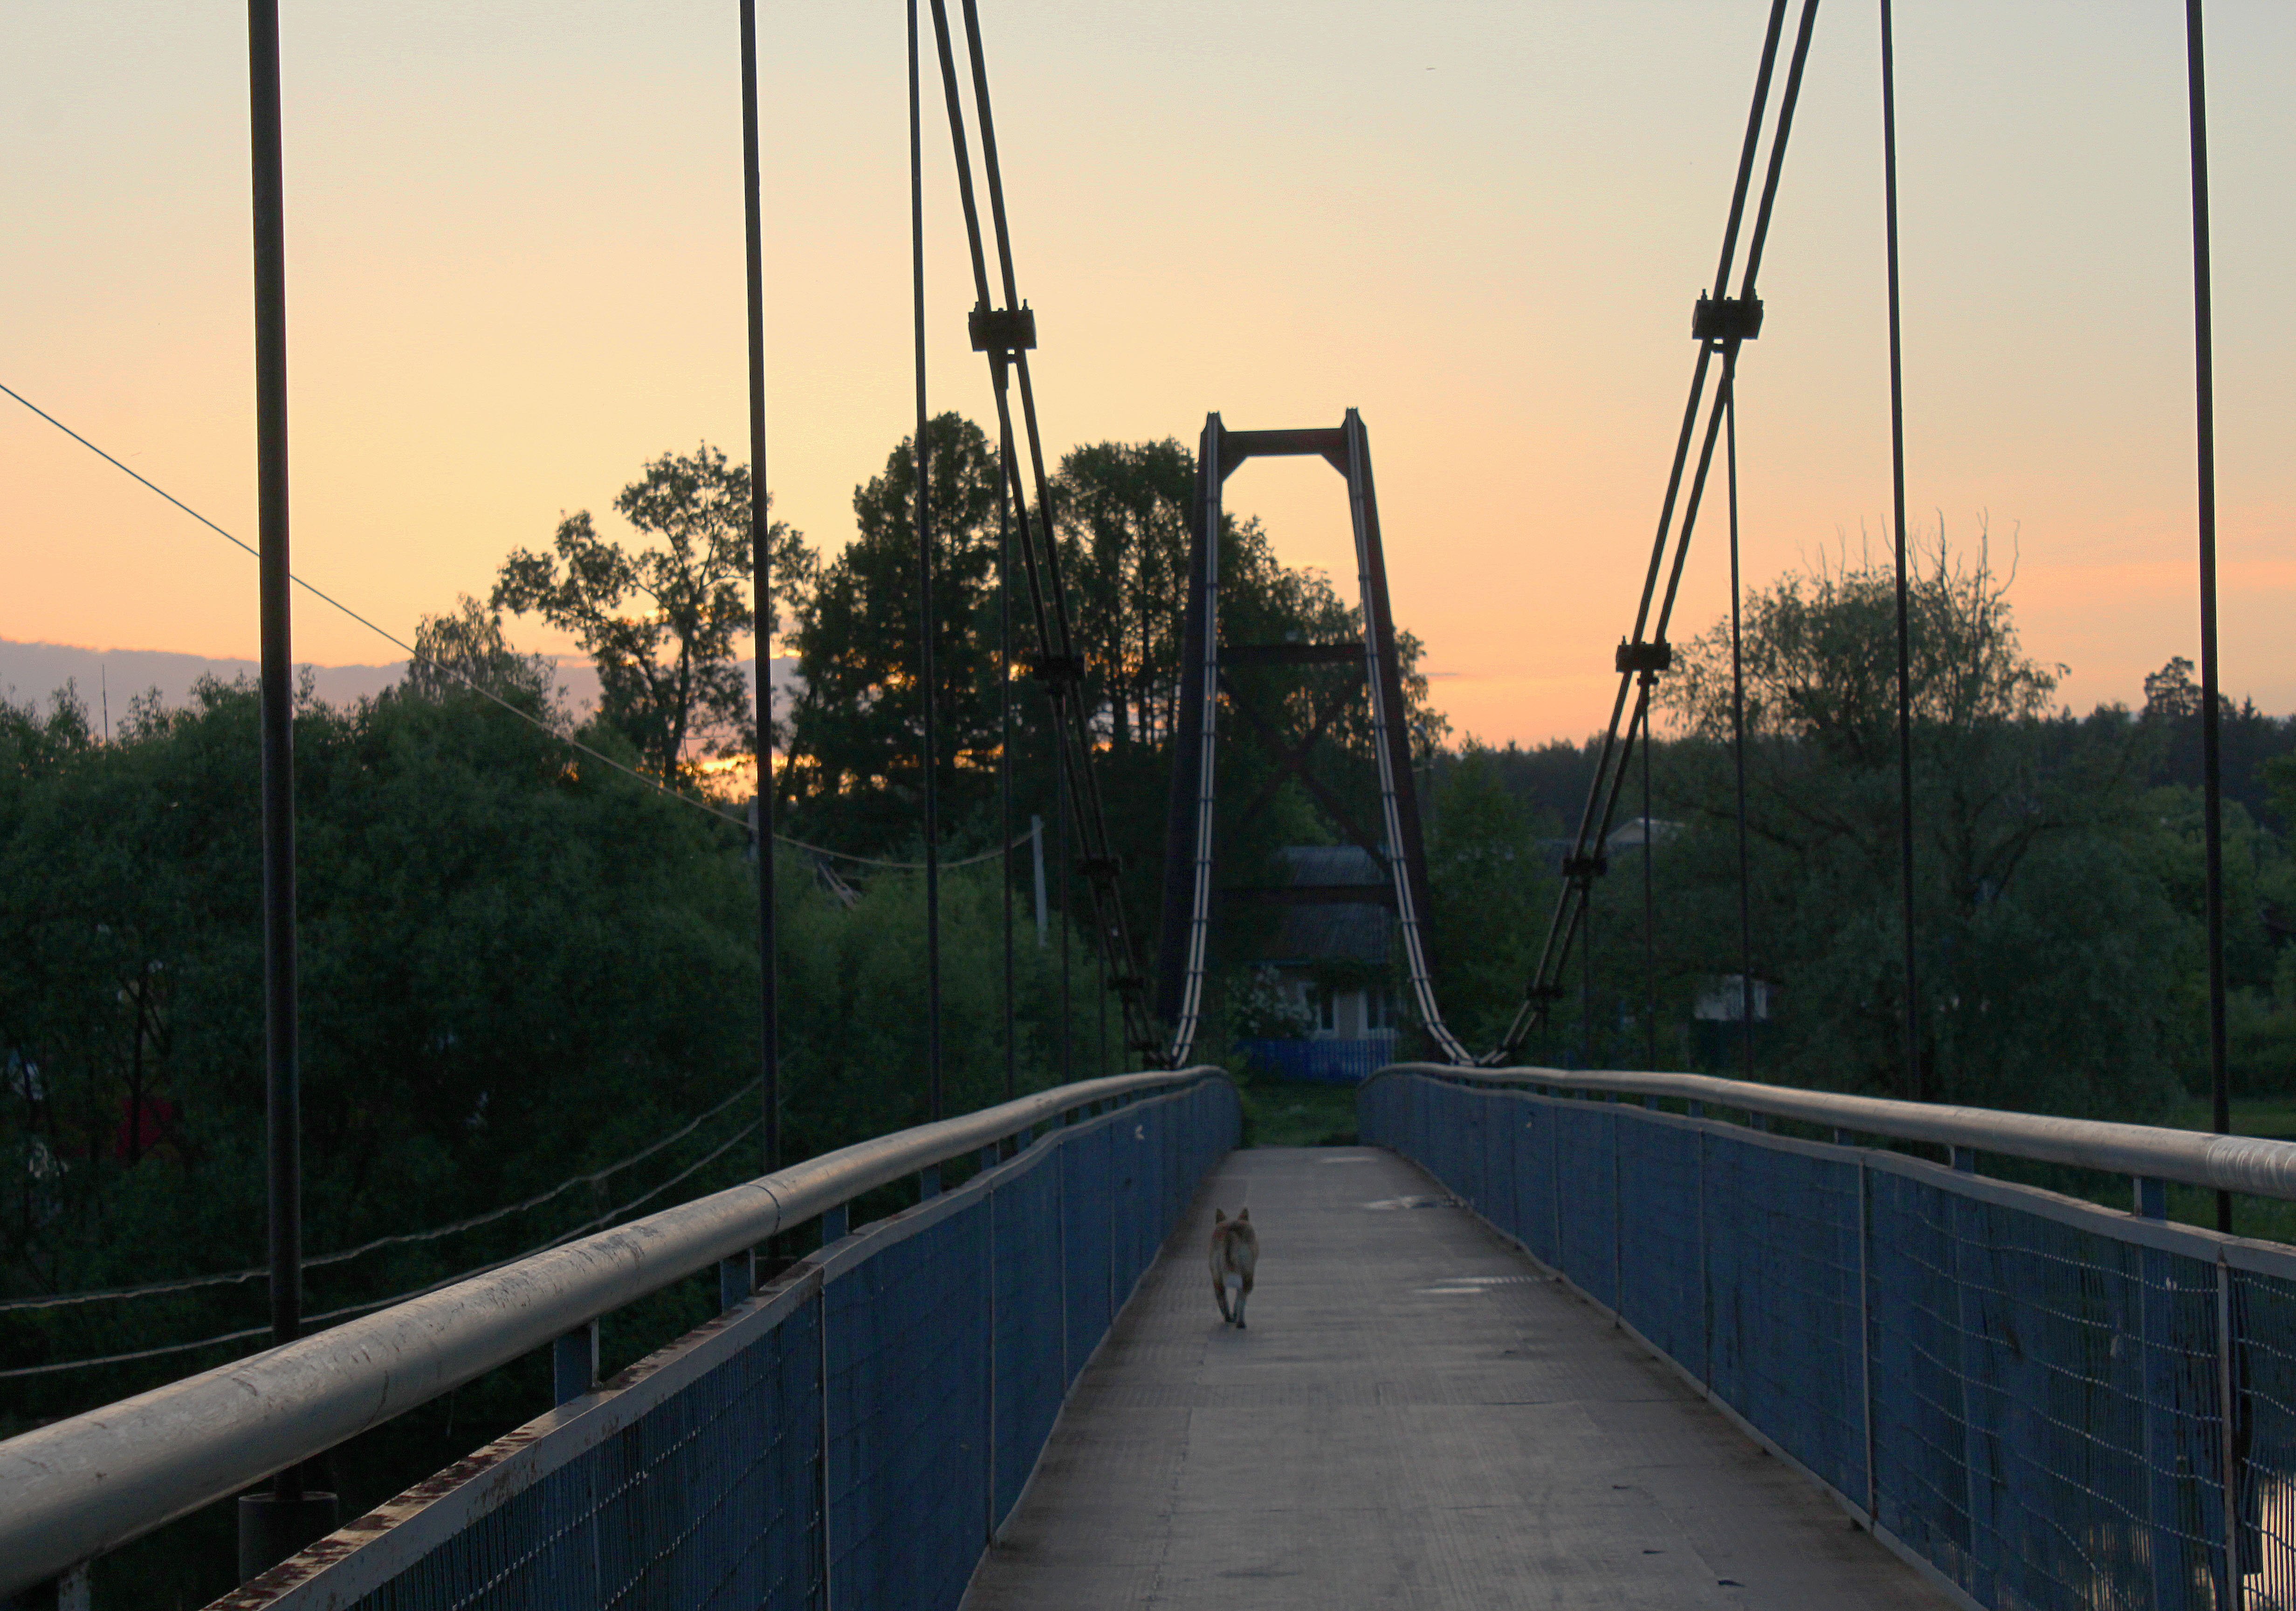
1421;744;1557;1051
1055;439;1193;747
1650;536;2185;1118
493;444;813;782
406;594;560;712
783;414;1005;849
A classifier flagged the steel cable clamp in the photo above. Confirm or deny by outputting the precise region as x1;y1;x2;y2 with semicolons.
969;303;1038;355
1614;639;1672;677
1692;293;1764;346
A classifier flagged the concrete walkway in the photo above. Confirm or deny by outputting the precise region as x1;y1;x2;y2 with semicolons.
962;1146;1955;1611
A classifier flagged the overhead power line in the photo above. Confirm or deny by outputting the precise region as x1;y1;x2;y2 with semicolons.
0;1077;764;1314
0;1119;761;1379
1;380;1038;876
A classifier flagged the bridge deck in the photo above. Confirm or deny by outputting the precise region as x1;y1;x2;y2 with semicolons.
963;1145;1954;1610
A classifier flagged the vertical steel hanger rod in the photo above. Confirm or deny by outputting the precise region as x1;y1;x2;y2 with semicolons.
909;0;944;1120
2184;0;2231;1231
1880;0;1921;1104
248;0;302;1484
740;0;779;1167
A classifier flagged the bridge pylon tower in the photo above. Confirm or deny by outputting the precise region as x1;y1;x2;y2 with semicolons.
1155;410;1469;1067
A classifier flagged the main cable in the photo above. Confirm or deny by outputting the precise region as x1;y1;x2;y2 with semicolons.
926;0;1159;1061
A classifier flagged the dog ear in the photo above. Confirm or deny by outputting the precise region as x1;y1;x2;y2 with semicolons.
1214;1209;1226;1223
1237;1208;1250;1222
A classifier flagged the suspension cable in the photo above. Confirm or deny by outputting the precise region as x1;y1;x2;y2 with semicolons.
2184;0;2231;1232
923;0;1160;1061
738;0;779;1173
1725;370;1757;1080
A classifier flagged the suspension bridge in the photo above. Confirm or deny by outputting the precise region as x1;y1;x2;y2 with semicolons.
2;0;2282;1607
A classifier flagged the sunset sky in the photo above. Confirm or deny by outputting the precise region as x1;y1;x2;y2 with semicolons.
6;0;2291;745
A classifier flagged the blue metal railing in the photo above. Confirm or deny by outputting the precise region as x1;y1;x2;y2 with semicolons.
1363;1065;2296;1611
2;1070;1238;1609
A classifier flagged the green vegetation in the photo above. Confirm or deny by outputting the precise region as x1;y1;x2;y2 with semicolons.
1450;537;2296;1132
1236;1074;1360;1148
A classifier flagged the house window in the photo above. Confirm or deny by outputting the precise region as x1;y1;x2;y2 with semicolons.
1367;984;1389;1031
1316;988;1335;1033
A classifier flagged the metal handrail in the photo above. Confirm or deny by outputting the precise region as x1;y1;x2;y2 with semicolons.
1369;1062;2296;1202
0;1066;1228;1594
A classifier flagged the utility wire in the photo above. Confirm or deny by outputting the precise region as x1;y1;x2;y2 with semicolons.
0;1120;760;1380
778;826;1036;871
0;381;741;827
0;1078;763;1313
2;380;1036;880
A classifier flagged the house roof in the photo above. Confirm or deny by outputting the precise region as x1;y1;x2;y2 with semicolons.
1276;845;1386;886
1262;846;1391;967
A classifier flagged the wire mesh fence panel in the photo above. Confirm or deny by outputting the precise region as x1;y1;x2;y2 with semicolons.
1362;1073;2284;1611
824;1202;991;1611
992;1156;1065;1530
1868;1167;1978;1582
1556;1104;1620;1311
1617;1117;1704;1378
1110;1109;1145;1306
1869;1170;2230;1611
1061;1124;1114;1386
2236;1266;2296;1611
1514;1095;1560;1269
1701;1134;1865;1507
349;1297;824;1611
1475;1087;1518;1244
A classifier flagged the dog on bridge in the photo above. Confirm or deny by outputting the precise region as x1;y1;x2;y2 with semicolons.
1209;1208;1258;1328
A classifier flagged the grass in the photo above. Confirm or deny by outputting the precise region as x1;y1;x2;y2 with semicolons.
2165;1095;2296;1141
2154;1096;2296;1242
1236;1074;1361;1148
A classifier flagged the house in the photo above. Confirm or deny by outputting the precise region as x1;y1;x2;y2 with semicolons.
1233;846;1402;1084
1691;972;1779;1069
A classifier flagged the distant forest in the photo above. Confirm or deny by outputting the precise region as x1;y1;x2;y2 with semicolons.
1462;663;2296;835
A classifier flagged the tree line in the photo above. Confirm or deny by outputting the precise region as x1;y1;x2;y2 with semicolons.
1422;537;2296;1122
